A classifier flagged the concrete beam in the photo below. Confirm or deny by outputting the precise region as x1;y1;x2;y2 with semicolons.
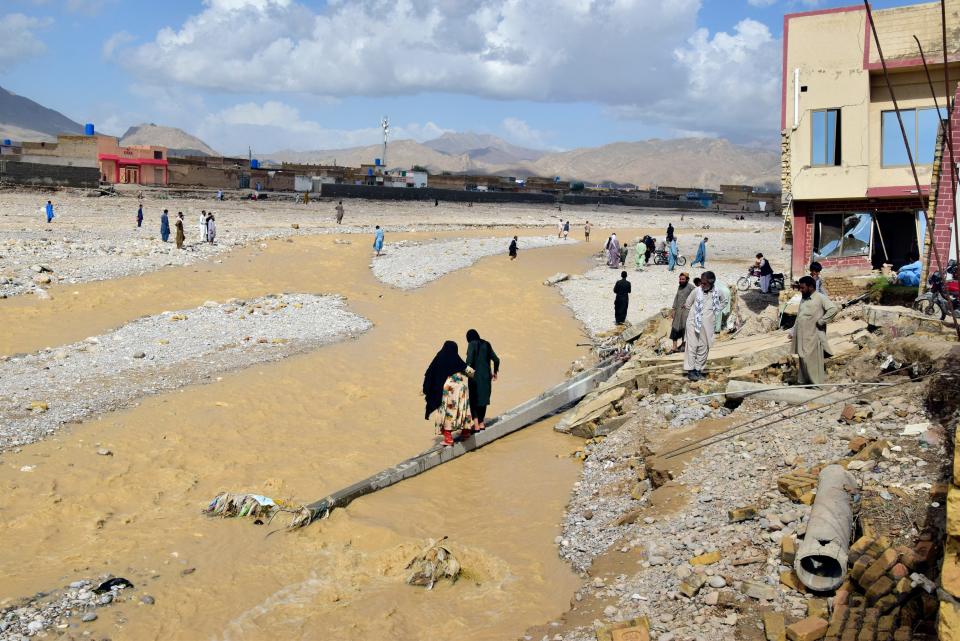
301;357;625;526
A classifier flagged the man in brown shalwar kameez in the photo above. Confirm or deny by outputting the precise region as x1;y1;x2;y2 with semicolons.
175;212;185;249
669;272;695;352
790;276;839;386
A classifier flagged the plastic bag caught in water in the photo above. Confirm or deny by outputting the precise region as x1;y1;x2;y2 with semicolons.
405;537;461;589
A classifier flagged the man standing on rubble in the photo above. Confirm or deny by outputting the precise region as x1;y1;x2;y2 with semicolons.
682;271;724;381
669;272;694;352
790;275;839;386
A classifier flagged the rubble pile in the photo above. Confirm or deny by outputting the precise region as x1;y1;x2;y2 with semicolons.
530;307;955;641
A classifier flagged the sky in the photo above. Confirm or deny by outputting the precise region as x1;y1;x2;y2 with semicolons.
0;0;931;155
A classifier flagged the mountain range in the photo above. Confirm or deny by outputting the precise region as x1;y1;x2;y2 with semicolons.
0;84;779;190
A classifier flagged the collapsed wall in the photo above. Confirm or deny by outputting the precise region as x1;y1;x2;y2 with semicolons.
0;160;100;188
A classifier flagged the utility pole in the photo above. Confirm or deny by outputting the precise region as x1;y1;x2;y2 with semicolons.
381;116;389;171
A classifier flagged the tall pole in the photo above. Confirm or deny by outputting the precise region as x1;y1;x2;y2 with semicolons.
381;116;389;171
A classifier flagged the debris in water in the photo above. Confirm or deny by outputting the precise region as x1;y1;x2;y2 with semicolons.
93;577;134;594
405;537;461;589
204;492;312;529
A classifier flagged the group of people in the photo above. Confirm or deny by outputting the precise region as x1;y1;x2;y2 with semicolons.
422;330;501;446
155;208;214;248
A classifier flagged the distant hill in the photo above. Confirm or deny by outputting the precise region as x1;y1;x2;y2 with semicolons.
120;123;219;157
267;139;475;173
423;132;544;164
513;138;780;190
0;85;83;142
267;133;778;190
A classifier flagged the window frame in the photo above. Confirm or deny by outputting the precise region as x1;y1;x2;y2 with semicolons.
880;106;945;167
810;108;842;167
811;211;873;260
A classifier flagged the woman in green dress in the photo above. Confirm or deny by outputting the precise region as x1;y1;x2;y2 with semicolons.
465;329;500;432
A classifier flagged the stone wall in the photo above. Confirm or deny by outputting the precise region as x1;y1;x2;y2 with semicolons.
0;160;100;188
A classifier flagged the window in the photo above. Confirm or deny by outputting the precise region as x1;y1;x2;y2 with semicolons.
153;150;163;160
811;109;841;166
881;107;947;166
813;212;872;259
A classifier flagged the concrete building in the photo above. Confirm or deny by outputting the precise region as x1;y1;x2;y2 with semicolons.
96;136;168;186
781;0;960;277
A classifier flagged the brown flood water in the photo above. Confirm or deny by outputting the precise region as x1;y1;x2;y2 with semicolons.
0;230;624;641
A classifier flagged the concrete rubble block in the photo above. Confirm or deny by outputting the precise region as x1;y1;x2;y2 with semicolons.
780;570;807;593
781;536;798;565
543;272;569;286
786;616;828;641
689;550;721;566
808;598;829;620
729;505;759;523
851;440;891;462
595;415;631;437
560;387;626;436
795;466;858;592
679;573;707;598
762;609;787;641
596;617;650;641
742;580;777;601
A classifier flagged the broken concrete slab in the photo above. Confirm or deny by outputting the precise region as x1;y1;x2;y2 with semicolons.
725;380;846;405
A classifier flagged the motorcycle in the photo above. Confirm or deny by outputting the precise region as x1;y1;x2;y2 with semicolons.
737;266;785;293
915;271;959;320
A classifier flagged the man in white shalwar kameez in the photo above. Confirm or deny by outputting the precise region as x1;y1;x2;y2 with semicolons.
683;271;725;381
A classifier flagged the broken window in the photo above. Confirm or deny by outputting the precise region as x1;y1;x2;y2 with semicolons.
881;107;946;166
813;212;872;260
811;109;841;166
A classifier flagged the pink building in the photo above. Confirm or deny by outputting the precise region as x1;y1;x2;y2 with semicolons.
96;136;168;186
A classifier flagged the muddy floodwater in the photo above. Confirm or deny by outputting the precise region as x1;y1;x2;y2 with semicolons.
0;230;615;640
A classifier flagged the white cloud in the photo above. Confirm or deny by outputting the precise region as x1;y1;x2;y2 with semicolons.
198;100;449;153
747;0;776;6
112;0;783;142
609;18;781;142
0;13;51;68
65;0;115;13
502;117;548;148
102;30;133;59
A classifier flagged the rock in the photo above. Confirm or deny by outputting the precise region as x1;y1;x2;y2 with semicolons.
543;273;569;286
708;576;726;588
96;448;112;456
728;506;758;523
703;591;719;605
98;594;113;605
741;580;776;601
785;616;827;641
679;574;706;598
81;613;97;622
33;274;52;285
689;550;720;566
603;605;619;617
140;595;155;605
29;400;49;412
291;224;300;229
27;620;44;633
132;351;146;359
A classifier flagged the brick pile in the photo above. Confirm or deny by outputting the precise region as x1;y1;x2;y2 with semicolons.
768;533;939;641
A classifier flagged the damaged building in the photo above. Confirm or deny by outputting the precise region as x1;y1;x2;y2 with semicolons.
781;0;960;278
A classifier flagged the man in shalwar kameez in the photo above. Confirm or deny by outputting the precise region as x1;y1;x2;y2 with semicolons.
790;276;839;386
669;272;695;352
683;271;725;381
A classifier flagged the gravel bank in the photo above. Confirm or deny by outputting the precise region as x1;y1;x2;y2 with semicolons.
553;383;940;641
371;235;577;289
0;187;780;298
556;230;789;337
0;293;370;452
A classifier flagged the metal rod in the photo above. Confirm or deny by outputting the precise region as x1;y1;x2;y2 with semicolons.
677;381;894;403
864;0;959;339
660;373;926;460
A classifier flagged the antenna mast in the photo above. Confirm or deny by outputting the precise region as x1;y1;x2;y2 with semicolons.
381;116;389;171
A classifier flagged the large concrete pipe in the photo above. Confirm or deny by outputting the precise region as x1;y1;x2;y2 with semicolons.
795;464;859;591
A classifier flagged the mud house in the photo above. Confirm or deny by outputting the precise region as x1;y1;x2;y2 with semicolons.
781;0;960;278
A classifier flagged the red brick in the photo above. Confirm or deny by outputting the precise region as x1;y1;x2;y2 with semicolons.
888;563;909;580
787;617;828;641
